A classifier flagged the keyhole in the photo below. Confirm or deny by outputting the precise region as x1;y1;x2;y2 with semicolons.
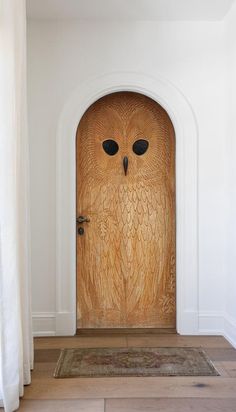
78;227;84;236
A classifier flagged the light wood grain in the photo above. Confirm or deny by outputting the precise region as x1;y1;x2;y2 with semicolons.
34;335;231;350
105;398;236;412
23;376;236;399
31;362;57;374
17;335;236;412
76;328;176;335
220;362;236;377
213;362;231;377
76;91;176;329
204;348;236;361
18;399;104;412
34;336;127;350
34;349;60;362
127;335;232;348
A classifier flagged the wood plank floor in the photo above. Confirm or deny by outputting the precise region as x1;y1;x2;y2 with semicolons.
17;335;236;411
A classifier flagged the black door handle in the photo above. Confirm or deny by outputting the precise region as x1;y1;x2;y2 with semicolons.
77;216;90;224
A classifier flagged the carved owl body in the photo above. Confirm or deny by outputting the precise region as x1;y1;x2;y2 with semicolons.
76;92;176;328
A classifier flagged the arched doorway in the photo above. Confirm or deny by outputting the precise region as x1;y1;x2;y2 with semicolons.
76;91;176;330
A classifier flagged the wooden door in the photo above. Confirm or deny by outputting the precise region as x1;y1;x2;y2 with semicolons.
76;92;175;329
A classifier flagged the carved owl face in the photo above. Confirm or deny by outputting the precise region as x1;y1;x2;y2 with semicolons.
78;92;175;186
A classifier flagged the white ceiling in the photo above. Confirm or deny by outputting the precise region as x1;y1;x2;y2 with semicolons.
26;0;234;21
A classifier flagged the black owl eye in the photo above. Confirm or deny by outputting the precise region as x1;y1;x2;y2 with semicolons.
102;139;119;156
133;139;149;156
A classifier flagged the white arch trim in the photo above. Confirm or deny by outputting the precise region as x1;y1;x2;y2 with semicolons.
55;71;199;335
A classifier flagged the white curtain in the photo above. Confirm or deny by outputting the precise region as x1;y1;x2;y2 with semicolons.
0;0;33;411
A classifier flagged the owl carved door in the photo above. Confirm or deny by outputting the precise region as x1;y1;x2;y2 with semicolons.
76;92;176;329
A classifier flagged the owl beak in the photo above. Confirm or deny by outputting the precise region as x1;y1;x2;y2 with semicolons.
123;156;128;176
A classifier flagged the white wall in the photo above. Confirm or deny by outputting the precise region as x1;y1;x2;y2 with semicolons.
27;19;228;336
225;3;236;347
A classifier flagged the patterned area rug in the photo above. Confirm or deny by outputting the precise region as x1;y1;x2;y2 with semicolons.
54;347;219;378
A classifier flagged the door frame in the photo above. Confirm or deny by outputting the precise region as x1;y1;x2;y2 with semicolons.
55;71;198;335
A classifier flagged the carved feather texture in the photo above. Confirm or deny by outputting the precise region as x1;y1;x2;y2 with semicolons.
76;92;176;328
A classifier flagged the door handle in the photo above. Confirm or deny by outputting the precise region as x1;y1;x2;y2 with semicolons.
77;215;90;224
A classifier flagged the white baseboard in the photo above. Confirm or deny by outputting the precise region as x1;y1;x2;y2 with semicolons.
198;311;224;335
32;311;76;336
224;314;236;348
32;310;235;339
32;311;236;347
177;310;199;335
32;312;56;337
56;311;76;336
